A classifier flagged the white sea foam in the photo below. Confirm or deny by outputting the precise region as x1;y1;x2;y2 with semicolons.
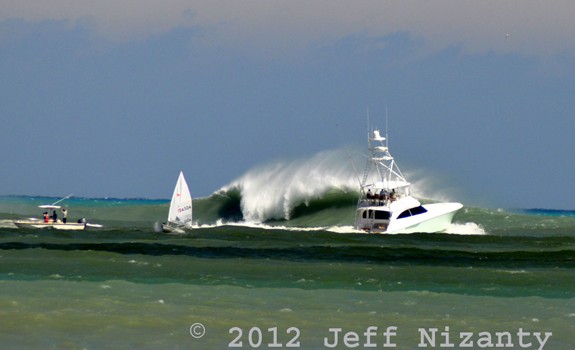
218;221;329;232
408;172;460;203
0;219;17;228
325;225;360;234
220;148;359;222
445;222;487;235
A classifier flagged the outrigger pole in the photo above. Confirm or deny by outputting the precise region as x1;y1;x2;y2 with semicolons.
51;194;74;206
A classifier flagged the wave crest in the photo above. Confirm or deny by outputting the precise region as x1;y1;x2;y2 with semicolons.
220;149;359;222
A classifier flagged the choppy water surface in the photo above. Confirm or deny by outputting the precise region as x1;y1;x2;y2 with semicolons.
1;195;574;349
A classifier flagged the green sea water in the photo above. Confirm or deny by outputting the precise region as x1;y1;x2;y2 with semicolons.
1;195;574;349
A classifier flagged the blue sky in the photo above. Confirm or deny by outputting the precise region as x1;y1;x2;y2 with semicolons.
1;1;574;210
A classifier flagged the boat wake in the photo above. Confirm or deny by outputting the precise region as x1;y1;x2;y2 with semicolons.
0;219;17;229
445;222;487;235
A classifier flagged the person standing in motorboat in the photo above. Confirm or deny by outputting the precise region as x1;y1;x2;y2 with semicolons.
62;208;68;224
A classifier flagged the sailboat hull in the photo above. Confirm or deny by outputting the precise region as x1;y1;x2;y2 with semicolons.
161;223;186;234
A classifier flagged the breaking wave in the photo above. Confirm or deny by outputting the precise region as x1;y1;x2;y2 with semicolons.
218;148;359;222
214;147;463;224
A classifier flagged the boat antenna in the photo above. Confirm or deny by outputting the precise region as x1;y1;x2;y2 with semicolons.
385;106;389;147
366;105;371;134
51;194;73;206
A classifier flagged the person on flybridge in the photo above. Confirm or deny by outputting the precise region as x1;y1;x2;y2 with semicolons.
364;188;396;206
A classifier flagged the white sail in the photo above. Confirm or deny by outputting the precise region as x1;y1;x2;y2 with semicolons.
167;171;193;227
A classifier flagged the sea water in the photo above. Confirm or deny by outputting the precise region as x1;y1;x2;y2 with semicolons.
1;192;574;349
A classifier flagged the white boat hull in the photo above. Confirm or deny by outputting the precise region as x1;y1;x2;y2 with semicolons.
12;196;101;231
161;223;187;234
387;202;463;233
13;220;87;231
356;202;463;234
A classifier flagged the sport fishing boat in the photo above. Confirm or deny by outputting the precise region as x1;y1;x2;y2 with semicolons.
13;195;101;230
162;171;193;233
355;129;462;233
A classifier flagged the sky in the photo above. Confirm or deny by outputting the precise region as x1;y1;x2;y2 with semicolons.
1;1;574;210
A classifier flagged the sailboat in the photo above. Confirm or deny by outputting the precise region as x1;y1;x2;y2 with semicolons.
162;171;193;233
354;129;463;233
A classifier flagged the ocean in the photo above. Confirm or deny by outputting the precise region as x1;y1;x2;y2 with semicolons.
1;191;574;349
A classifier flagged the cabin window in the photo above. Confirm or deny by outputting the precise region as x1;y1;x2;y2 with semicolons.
362;210;390;220
375;210;391;220
410;205;428;215
368;210;390;220
397;210;410;219
397;205;428;219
